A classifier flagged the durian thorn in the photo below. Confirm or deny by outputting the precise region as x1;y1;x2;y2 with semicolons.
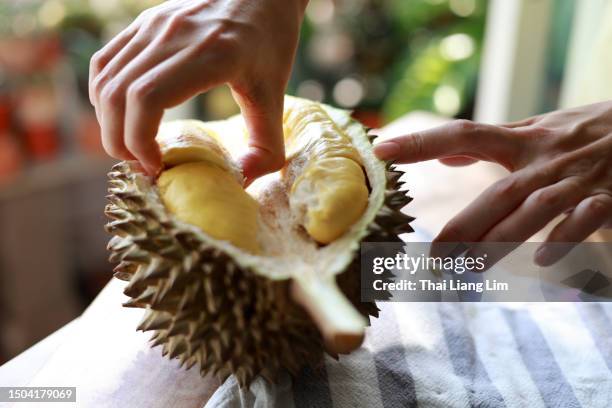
150;335;166;348
384;159;397;170
110;161;130;173
290;276;365;356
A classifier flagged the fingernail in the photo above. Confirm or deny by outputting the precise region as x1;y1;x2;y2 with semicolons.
534;246;552;266
373;141;400;161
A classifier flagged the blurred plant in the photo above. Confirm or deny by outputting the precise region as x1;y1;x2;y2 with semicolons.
291;0;487;125
0;0;161;37
0;0;163;102
383;21;484;121
1;0;488;125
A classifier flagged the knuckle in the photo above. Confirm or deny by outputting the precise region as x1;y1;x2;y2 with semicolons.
567;121;588;138
124;136;147;155
525;125;553;139
584;195;612;216
169;11;188;28
127;80;154;104
493;177;520;198
150;10;167;25
101;137;128;159
141;10;166;30
161;12;189;38
206;35;241;65
530;188;560;208
403;132;424;158
90;51;105;71
194;22;243;60
216;34;241;55
100;82;124;106
453;119;478;134
92;74;109;96
137;8;154;21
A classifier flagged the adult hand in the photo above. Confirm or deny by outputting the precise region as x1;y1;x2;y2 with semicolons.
89;0;307;180
374;101;612;266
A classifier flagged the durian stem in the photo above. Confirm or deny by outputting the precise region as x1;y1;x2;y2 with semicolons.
291;276;366;354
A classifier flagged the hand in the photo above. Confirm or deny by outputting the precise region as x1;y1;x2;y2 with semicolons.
89;0;307;179
374;101;612;266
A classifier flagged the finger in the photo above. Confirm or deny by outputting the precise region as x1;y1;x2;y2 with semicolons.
124;48;229;175
373;120;522;169
96;38;157;163
433;165;560;248
99;87;134;161
91;31;150;111
231;87;286;183
438;156;479;166
500;115;540;129
89;24;139;106
467;177;585;269
482;177;584;242
535;194;612;266
98;40;177;159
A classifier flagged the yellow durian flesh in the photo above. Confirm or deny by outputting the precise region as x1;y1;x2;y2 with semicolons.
291;157;369;244
283;97;362;164
157;162;260;254
283;98;368;244
156;120;231;173
156;97;370;249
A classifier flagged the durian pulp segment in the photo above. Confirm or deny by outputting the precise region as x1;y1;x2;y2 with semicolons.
290;157;369;244
283;98;369;244
156;120;259;253
156;120;244;183
282;97;362;163
158;162;260;254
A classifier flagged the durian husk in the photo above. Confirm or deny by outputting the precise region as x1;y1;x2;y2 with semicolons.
104;100;413;387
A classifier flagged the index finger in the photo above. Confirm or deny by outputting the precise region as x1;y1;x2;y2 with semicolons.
89;24;139;107
373;120;521;169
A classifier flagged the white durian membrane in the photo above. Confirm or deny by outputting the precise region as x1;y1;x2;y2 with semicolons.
140;97;386;282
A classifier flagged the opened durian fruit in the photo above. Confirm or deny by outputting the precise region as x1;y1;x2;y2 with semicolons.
105;96;413;387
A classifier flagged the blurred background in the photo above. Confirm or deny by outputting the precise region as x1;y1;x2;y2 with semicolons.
0;0;609;365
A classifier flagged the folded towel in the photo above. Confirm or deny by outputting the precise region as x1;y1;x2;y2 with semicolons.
206;231;612;408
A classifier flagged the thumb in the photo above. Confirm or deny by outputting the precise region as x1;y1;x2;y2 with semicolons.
231;86;286;183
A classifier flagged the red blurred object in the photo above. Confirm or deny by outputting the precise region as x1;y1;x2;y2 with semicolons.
0;99;23;180
352;110;382;130
0;134;23;180
76;111;104;155
23;124;60;160
0;100;10;130
15;81;61;160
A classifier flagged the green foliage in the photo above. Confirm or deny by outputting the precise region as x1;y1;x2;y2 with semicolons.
290;0;487;123
383;17;484;121
382;0;487;121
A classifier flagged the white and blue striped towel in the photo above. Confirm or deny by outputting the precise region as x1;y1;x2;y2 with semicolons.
206;231;612;408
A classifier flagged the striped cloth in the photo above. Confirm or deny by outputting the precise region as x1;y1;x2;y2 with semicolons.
206;232;612;408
